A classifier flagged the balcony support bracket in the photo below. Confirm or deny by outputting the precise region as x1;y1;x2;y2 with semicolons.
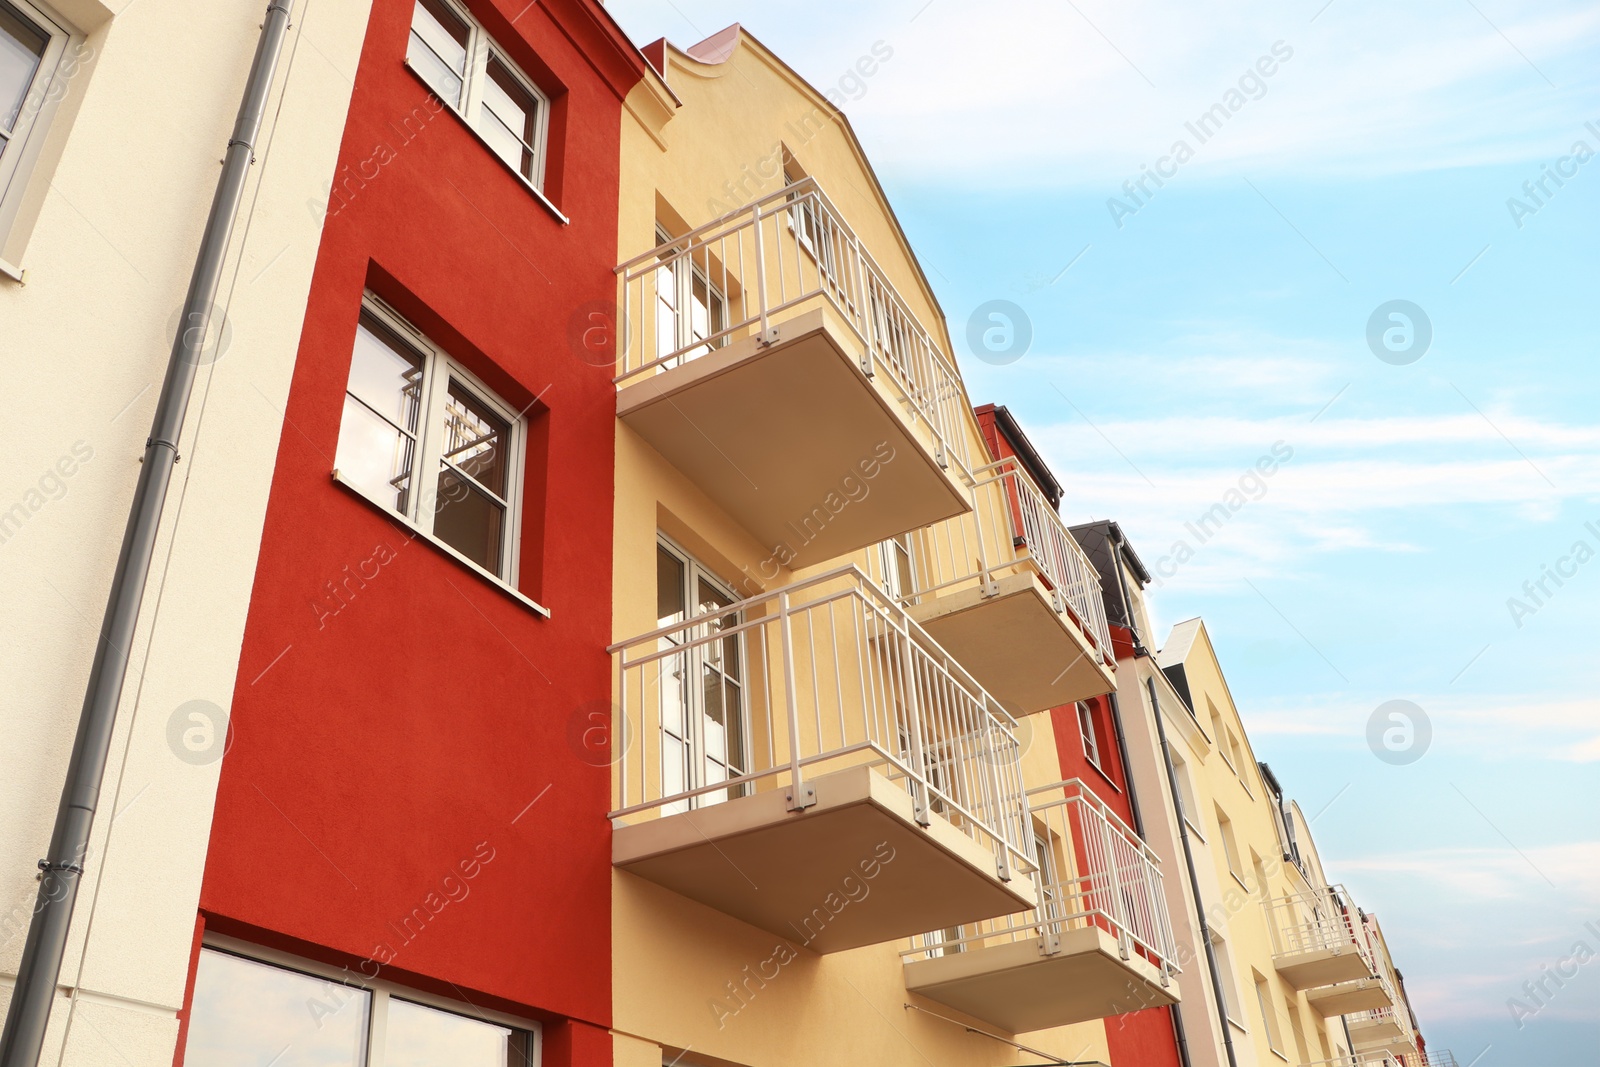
785;782;817;812
1036;932;1061;957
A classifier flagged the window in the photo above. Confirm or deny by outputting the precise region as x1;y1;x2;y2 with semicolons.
406;0;550;189
1034;829;1061;928
335;297;525;584
1211;932;1244;1025
785;164;834;275
877;533;915;600
0;0;70;245
1216;806;1245;882
1078;700;1102;767
652;225;727;365
183;946;539;1066
1254;971;1286;1056
656;537;748;812
1170;748;1202;837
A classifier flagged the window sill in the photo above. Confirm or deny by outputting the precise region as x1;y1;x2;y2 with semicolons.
0;257;24;284
332;469;550;619
1270;1049;1290;1063
1229;871;1253;894
1085;758;1123;795
402;60;569;226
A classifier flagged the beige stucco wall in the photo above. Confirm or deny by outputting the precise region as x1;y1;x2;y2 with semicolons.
0;0;369;1063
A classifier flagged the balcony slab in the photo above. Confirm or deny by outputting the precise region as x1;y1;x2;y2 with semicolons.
903;924;1177;1033
1275;943;1377;990
612;763;1034;953
907;572;1115;715
1307;976;1394;1016
617;307;969;565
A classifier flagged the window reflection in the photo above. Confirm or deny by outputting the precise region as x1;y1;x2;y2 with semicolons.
182;949;369;1067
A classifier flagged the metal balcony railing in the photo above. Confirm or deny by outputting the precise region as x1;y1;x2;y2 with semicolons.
1266;884;1376;969
902;779;1179;979
614;177;976;480
1421;1052;1459;1067
1299;1055;1405;1067
608;565;1033;877
867;455;1114;664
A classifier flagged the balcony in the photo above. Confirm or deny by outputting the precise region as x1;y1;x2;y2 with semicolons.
613;179;974;565
1347;1004;1418;1056
866;456;1117;715
1306;974;1395;1016
609;566;1036;953
1266;885;1377;989
901;780;1180;1032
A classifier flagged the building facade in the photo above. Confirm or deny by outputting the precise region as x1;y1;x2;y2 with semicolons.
1;8;1446;1067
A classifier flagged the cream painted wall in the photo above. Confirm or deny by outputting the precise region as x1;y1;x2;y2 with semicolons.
1155;620;1356;1067
610;25;1111;1067
0;1;369;1063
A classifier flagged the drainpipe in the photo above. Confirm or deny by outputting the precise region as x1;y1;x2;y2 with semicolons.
0;4;295;1064
1147;671;1240;1067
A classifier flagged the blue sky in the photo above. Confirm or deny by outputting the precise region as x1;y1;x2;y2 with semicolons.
608;0;1600;1061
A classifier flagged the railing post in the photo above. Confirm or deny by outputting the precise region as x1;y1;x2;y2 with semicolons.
896;619;932;828
778;591;815;811
751;202;771;346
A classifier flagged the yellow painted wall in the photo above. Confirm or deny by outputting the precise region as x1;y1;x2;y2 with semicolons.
1161;619;1354;1067
609;25;1112;1067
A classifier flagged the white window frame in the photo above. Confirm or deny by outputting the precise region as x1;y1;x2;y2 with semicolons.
655;534;750;813
335;294;532;602
876;533;916;601
652;224;727;365
0;0;75;257
197;936;542;1066
405;0;552;194
1078;700;1102;768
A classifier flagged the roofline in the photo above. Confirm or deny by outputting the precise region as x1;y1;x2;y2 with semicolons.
976;403;1062;507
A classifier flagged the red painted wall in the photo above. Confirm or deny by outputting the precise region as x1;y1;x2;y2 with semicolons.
197;0;647;1054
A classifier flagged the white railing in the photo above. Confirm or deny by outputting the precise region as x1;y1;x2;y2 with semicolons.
609;565;1032;878
614;177;975;480
1299;1055;1404;1067
1266;884;1376;972
1421;1052;1458;1067
866;454;1114;666
902;779;1179;981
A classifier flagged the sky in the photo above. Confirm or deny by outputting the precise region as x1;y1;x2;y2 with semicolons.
606;0;1600;1062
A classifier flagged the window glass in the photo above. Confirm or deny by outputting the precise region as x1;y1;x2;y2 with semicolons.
480;56;539;179
0;2;47;135
408;0;470;106
337;318;424;514
182;949;370;1067
432;377;509;570
385;998;536;1067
